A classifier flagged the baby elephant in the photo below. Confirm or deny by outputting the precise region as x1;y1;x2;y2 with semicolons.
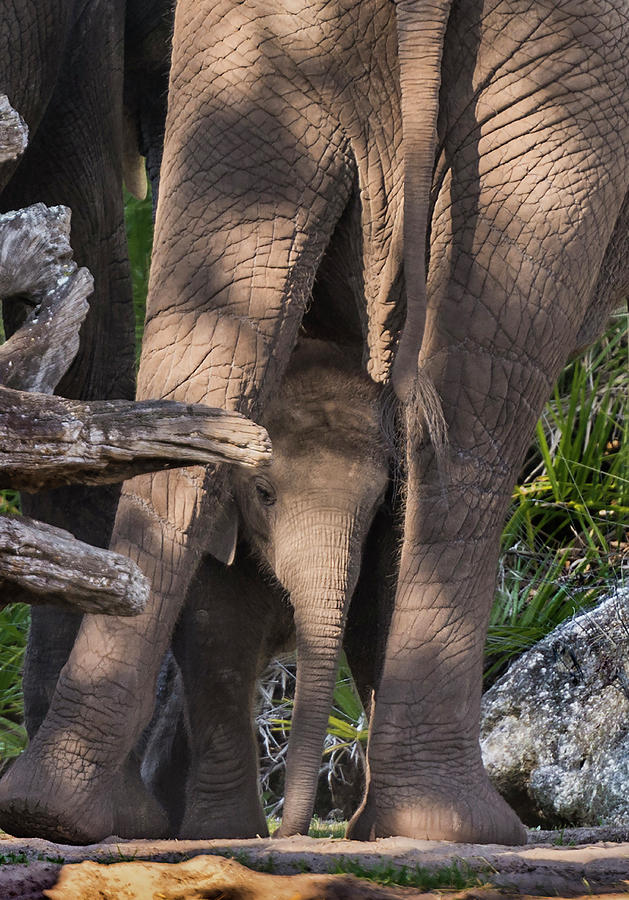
173;338;394;838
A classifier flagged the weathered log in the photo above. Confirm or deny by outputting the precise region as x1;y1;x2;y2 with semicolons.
0;95;28;163
0;204;92;392
0;386;271;491
0;515;149;615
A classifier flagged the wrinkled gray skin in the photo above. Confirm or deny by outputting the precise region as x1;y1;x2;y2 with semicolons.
170;338;391;838
116;338;393;840
0;0;136;741
1;0;627;845
0;0;171;836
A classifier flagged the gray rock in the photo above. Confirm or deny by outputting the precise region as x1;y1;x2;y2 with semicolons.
481;586;629;827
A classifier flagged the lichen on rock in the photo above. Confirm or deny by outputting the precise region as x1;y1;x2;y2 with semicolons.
481;586;629;827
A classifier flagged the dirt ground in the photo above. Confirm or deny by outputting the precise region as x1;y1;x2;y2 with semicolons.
0;825;628;898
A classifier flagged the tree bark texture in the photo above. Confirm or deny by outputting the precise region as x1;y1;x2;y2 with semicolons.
0;203;92;393
0;95;28;164
0;514;149;616
0;387;271;491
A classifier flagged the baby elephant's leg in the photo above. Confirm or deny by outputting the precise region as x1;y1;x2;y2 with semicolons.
173;551;281;839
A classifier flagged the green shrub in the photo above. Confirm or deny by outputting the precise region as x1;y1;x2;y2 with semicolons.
0;603;28;764
124;190;153;361
486;311;628;686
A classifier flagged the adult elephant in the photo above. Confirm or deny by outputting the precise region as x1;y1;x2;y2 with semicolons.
1;0;627;845
0;0;171;739
0;1;135;742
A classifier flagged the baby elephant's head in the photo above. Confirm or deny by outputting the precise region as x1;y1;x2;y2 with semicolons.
233;339;390;594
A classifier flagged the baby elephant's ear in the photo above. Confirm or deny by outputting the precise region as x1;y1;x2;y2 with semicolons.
206;496;239;566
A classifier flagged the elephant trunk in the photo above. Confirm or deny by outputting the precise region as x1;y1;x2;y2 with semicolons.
391;0;451;448
274;510;360;837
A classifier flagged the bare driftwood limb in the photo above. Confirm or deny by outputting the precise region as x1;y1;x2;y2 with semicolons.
0;387;272;492
0;204;93;392
0;95;28;163
0;515;149;615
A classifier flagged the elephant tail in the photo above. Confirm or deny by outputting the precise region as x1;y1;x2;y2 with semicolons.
391;0;452;460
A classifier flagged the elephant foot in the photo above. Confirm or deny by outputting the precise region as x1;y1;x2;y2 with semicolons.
347;777;527;846
112;755;171;839
180;802;269;840
0;747;115;844
273;822;300;839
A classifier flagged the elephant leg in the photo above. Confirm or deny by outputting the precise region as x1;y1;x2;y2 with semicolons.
111;748;170;839
1;0;135;737
351;279;627;844
133;650;189;837
173;551;281;839
0;2;75;195
344;493;400;715
348;1;628;844
351;430;532;842
0;467;205;843
21;609;81;739
0;3;366;840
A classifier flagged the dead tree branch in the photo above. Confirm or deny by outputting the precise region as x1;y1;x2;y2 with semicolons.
0;204;92;392
0;387;271;491
0;95;28;163
0;515;149;615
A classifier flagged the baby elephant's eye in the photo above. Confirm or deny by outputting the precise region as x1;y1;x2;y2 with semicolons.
254;479;276;507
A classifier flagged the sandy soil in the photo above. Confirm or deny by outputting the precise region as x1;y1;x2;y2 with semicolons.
0;826;628;898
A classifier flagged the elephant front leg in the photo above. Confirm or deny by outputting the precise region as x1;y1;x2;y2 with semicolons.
173;553;274;839
0;467;204;843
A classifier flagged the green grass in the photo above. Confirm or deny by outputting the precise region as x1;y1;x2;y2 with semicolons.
267;816;348;838
99;847;139;865
0;850;66;866
0;491;20;516
329;857;486;890
123;190;153;361
266;815;347;838
308;817;347;839
0;603;29;764
485;311;628;686
0;851;29;865
223;848;486;889
230;850;277;873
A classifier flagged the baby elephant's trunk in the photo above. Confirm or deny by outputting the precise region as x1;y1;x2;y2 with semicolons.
274;507;361;837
